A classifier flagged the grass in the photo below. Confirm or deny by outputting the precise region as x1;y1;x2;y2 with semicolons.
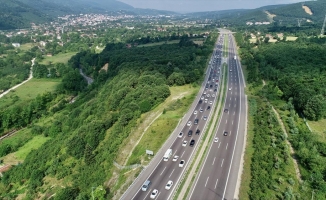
19;43;35;51
308;118;326;141
137;40;180;47
0;78;60;109
15;135;50;160
39;52;77;65
223;35;229;57
286;36;298;41
125;84;199;166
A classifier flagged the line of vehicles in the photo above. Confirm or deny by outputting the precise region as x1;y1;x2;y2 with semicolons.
129;34;226;200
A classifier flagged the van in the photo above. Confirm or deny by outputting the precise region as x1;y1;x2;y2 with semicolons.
142;180;151;191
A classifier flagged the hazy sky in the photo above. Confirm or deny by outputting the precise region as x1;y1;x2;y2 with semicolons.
118;0;304;13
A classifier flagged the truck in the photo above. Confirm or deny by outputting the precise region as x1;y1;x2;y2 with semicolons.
234;56;237;60
163;149;172;161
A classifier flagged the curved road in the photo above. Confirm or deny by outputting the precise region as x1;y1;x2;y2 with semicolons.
0;58;35;99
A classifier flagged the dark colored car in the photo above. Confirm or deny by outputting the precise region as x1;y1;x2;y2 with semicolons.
224;109;229;113
223;131;228;136
190;139;195;147
188;130;193;137
214;89;217;92
196;129;200;135
207;106;211;110
194;119;199;125
199;100;202;104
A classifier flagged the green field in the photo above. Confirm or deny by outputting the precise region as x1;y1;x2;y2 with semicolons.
15;135;50;160
40;52;77;65
137;40;180;47
19;43;35;51
0;78;60;109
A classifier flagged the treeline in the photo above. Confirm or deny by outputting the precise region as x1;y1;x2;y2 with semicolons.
236;33;326;121
0;35;216;199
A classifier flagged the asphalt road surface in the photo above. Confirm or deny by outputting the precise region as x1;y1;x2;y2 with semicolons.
188;32;247;200
121;34;226;200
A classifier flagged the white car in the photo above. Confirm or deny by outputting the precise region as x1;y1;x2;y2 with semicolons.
207;94;210;97
203;116;207;121
214;137;219;143
229;88;232;91
212;94;216;97
178;132;183;138
209;101;213;104
194;110;198;115
150;189;158;199
204;99;208;103
200;108;203;112
201;96;204;100
165;180;173;190
182;141;187;147
172;155;179;162
179;160;185;167
187;121;192;126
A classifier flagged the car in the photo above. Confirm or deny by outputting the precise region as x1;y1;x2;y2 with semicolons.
199;99;202;104
214;137;219;143
203;116;207;121
188;130;193;137
182;140;187;147
200;108;203;112
201;96;204;100
194;110;198;115
223;131;228;136
187;121;192;126
204;91;207;95
172;155;179;162
210;85;213;88
178;132;183;138
179;160;185;167
205;99;208;103
209;101;213;104
190;139;195;147
229;88;232;91
207;106;211;110
212;94;216;97
207;94;210;97
165;180;173;190
150;189;158;199
214;89;217;92
194;119;199;125
196;129;200;135
230;69;232;72
224;109;229;113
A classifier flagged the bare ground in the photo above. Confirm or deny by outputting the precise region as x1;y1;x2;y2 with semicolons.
302;5;313;15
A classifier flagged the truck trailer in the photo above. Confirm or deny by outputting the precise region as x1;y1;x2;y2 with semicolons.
163;149;172;161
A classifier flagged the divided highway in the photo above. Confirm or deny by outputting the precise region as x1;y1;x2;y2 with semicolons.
121;34;226;200
188;32;247;200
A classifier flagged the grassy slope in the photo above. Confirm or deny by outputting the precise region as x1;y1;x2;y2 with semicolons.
39;52;77;65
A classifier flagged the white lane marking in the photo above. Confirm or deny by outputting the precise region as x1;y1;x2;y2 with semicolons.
226;119;228;124
173;150;177;157
156;192;161;200
218;142;221;148
230;97;231;101
181;151;185;158
182;136;185;141
229;103;230;107
233;111;235;115
235;98;237;101
221;159;224;167
215;179;219;189
169;169;175;178
160;167;166;176
232;120;234;125
212;157;216;165
226;143;228;149
205;177;209;187
143;190;151;200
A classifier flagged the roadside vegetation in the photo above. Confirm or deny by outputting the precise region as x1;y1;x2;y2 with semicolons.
236;29;326;199
0;32;218;199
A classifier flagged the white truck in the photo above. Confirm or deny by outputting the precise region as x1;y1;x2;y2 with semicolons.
234;56;237;60
163;149;172;161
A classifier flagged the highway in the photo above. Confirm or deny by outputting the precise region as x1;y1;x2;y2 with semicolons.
121;34;226;200
188;31;247;200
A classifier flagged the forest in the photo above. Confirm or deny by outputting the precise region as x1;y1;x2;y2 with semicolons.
0;34;216;199
236;32;326;199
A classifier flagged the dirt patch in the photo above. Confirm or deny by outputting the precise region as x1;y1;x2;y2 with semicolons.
101;63;109;72
264;11;276;22
302;5;313;15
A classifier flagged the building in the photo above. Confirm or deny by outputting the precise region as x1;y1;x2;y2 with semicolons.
12;43;20;48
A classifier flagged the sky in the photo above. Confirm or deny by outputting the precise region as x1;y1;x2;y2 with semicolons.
118;0;304;13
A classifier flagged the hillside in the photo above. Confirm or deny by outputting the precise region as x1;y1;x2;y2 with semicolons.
0;0;50;30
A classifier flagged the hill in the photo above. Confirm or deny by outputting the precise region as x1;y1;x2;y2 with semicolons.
0;0;50;30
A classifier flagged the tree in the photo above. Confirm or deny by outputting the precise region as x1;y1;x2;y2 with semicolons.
303;95;326;121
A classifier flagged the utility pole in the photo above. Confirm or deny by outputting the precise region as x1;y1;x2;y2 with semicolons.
321;14;326;36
